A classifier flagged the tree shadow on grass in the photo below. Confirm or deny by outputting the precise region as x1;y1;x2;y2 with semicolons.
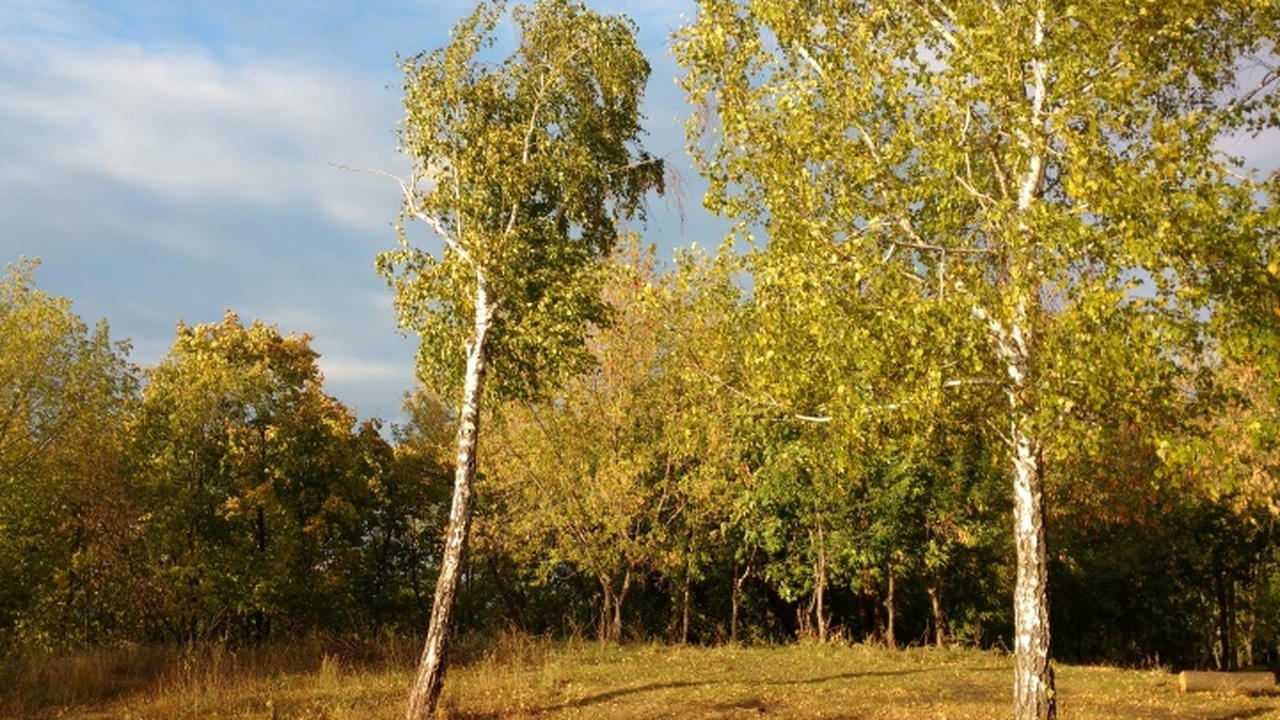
1202;709;1280;720
534;669;927;713
777;669;925;686
550;680;704;710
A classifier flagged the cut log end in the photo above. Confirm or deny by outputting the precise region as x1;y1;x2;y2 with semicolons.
1178;670;1276;694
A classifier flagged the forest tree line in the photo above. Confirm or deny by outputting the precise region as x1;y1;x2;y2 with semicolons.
1;237;1277;672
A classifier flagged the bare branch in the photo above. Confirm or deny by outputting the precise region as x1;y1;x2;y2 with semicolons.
333;162;474;266
1229;63;1280;115
851;120;883;164
794;42;827;82
884;235;996;257
914;0;963;50
1015;9;1048;213
943;377;999;388
957;170;997;210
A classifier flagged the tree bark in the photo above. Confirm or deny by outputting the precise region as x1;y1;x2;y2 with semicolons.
814;523;828;643
986;291;1054;720
1010;412;1054;719
406;274;494;720
254;504;268;644
983;287;1053;717
731;558;751;644
1179;670;1275;693
927;575;946;648
1007;8;1055;716
599;574;613;642
885;563;896;650
613;570;632;642
598;570;631;643
680;573;692;645
1214;557;1236;670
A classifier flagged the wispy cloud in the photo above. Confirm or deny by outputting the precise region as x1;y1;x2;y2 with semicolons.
0;2;419;421
0;34;404;232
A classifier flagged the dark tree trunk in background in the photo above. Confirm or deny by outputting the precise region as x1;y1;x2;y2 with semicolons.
885;564;897;650
928;576;947;648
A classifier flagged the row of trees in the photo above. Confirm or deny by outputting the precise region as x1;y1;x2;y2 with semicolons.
669;1;1279;714
6;245;1276;672
477;241;1280;672
0;263;455;649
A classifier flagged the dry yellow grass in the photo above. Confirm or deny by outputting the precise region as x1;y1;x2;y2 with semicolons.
5;636;1279;719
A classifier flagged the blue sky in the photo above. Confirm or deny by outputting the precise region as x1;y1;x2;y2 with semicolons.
4;2;1277;426
1;0;722;424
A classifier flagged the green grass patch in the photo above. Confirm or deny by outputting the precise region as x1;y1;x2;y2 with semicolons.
5;636;1278;719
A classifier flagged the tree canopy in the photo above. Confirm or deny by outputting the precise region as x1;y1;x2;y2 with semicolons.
676;0;1279;716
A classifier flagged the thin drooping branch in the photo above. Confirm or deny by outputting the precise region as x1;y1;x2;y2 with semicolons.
914;0;963;50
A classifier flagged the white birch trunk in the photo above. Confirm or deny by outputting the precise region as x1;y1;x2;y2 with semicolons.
983;295;1053;719
406;272;495;720
1007;345;1054;720
1006;7;1056;717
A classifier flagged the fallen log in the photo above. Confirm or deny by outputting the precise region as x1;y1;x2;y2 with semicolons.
1178;670;1275;694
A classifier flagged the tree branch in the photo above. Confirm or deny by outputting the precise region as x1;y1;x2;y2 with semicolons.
1228;63;1280;115
332;163;474;266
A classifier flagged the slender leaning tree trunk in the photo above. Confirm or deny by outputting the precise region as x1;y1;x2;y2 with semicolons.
884;563;896;650
407;274;495;720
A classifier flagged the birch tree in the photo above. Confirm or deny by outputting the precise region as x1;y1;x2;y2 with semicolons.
376;2;662;715
676;2;1279;717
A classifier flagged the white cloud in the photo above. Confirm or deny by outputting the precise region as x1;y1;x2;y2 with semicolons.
0;24;406;236
320;356;410;384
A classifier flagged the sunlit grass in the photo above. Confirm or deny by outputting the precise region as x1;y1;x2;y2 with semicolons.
6;635;1278;719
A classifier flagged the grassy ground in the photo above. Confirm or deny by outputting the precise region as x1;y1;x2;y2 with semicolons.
4;635;1279;719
